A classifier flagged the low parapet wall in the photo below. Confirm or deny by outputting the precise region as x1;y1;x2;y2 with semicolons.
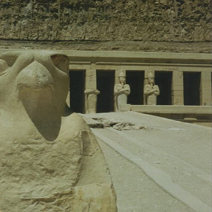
130;105;212;121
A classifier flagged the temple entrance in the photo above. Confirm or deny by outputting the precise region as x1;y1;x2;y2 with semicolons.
183;72;201;105
97;70;115;112
69;70;85;113
126;71;144;105
155;71;172;105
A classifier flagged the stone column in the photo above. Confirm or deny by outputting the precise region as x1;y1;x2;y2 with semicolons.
85;66;98;113
114;69;121;111
201;71;212;106
172;71;184;105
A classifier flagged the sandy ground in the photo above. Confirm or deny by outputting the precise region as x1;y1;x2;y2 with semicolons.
82;112;212;212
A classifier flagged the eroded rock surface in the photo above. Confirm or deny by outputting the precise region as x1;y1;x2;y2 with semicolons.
0;0;211;43
0;51;117;211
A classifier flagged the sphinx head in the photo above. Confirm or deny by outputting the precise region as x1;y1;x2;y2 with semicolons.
0;51;69;112
0;51;70;140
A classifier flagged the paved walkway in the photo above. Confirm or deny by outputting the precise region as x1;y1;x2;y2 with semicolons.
82;112;212;212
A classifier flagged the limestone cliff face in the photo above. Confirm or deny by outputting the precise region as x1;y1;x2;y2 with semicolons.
0;0;211;42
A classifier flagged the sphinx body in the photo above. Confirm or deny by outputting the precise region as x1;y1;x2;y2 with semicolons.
0;51;116;211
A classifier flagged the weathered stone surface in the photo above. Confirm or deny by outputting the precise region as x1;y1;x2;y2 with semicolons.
83;112;212;211
0;40;211;53
0;51;117;211
0;0;211;43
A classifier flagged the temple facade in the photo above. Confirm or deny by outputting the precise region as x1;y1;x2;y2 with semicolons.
0;49;211;122
64;50;212;121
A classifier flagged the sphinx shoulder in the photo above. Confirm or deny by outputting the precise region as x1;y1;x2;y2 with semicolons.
62;113;90;132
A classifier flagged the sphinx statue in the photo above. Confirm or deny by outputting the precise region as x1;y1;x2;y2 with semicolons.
0;51;117;211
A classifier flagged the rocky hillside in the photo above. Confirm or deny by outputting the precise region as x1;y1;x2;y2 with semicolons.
0;0;211;43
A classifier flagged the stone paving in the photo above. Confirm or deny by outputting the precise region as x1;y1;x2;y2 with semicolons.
82;111;212;212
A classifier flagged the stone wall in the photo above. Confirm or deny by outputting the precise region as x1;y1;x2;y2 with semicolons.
0;0;211;42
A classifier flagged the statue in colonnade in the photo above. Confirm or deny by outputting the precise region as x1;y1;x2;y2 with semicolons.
114;71;131;111
144;72;160;105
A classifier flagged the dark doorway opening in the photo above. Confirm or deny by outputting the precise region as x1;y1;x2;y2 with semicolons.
155;71;173;105
97;70;115;112
183;72;201;105
126;71;144;105
69;70;85;113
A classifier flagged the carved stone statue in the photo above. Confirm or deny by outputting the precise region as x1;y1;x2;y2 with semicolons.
114;71;130;111
84;88;100;113
0;51;117;212
144;72;160;105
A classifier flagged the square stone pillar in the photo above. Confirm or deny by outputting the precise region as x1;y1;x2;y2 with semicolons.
201;71;212;106
172;71;184;105
84;66;98;113
85;67;96;90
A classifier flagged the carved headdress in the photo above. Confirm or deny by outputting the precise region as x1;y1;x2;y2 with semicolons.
147;72;154;78
118;71;126;78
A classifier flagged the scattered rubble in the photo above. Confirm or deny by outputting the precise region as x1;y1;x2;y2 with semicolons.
91;118;145;131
